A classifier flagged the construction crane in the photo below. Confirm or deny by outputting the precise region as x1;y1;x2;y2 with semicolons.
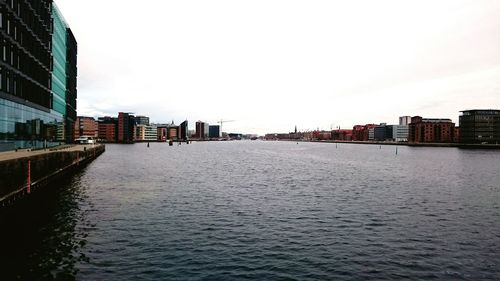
217;119;235;134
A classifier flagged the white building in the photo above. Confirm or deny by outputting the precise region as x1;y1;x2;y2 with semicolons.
368;128;375;140
391;125;409;142
399;116;412;126
136;124;158;141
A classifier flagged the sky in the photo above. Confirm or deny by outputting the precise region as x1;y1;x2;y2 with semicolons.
55;0;500;134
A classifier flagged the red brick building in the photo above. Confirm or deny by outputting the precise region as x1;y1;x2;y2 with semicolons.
74;116;98;140
408;116;455;143
98;123;116;142
454;127;460;143
332;129;353;141
157;127;167;142
118;112;135;143
313;130;332;140
352;124;377;141
168;126;179;140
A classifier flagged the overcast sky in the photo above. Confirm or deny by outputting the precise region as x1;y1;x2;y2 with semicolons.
55;0;500;134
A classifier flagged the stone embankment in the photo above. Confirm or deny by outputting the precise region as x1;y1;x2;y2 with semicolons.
0;144;105;207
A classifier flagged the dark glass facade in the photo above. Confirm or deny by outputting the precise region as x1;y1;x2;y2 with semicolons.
459;110;500;144
179;120;188;140
0;1;76;151
209;125;220;139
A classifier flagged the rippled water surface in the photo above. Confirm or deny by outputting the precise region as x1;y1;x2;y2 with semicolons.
1;141;500;280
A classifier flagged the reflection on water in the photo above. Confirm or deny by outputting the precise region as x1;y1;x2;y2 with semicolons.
1;141;500;280
0;172;88;280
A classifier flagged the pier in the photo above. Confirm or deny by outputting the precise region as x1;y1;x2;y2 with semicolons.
0;145;105;207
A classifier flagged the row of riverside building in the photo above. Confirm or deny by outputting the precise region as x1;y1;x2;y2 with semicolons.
0;1;226;150
74;113;224;143
265;109;500;145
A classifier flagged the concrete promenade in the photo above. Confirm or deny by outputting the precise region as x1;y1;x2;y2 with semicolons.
0;145;99;162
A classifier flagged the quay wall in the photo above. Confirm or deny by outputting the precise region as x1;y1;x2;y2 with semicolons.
0;145;105;207
279;139;500;149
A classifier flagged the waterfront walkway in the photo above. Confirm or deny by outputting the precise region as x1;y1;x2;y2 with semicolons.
0;145;99;162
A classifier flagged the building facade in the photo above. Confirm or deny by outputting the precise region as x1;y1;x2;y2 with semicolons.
0;1;77;151
168;126;178;140
409;116;455;143
209;125;220;139
331;129;352;141
374;125;392;141
195;121;209;139
312;130;332;140
97;116;117;143
459;109;500;144
135;124;157;142
391;125;409;142
156;125;167;142
179;120;188;140
118;112;135;143
74;116;97;140
135;116;150;126
399;116;412;126
372;124;408;142
352;124;377;141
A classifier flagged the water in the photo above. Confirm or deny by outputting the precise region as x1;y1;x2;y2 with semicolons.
1;141;500;280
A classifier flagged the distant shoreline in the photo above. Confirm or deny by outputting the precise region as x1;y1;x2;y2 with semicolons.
274;139;500;149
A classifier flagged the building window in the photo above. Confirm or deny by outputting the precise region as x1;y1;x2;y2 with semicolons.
6;74;10;93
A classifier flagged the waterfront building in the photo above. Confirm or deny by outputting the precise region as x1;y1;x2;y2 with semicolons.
374;125;391;141
459;109;500;144
408;116;455;143
97;116;117;143
118;112;135;143
135;116;150;126
74;116;97;140
391;125;409;142
135;124;157;142
179;120;188;140
368;128;375;140
156;125;167;142
98;123;116;143
454;127;460;143
0;1;77;151
373;124;408;142
331;129;352;141
352;124;377;141
195;121;209;139
399;116;412;126
209;125;220;139
168;126;178;140
313;130;332;140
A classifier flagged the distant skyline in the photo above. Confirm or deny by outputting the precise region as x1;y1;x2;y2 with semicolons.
56;0;500;134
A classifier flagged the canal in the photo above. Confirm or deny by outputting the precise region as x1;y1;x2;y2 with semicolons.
1;141;500;280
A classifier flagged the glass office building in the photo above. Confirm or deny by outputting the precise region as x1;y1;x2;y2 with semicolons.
460;110;500;144
0;0;77;151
